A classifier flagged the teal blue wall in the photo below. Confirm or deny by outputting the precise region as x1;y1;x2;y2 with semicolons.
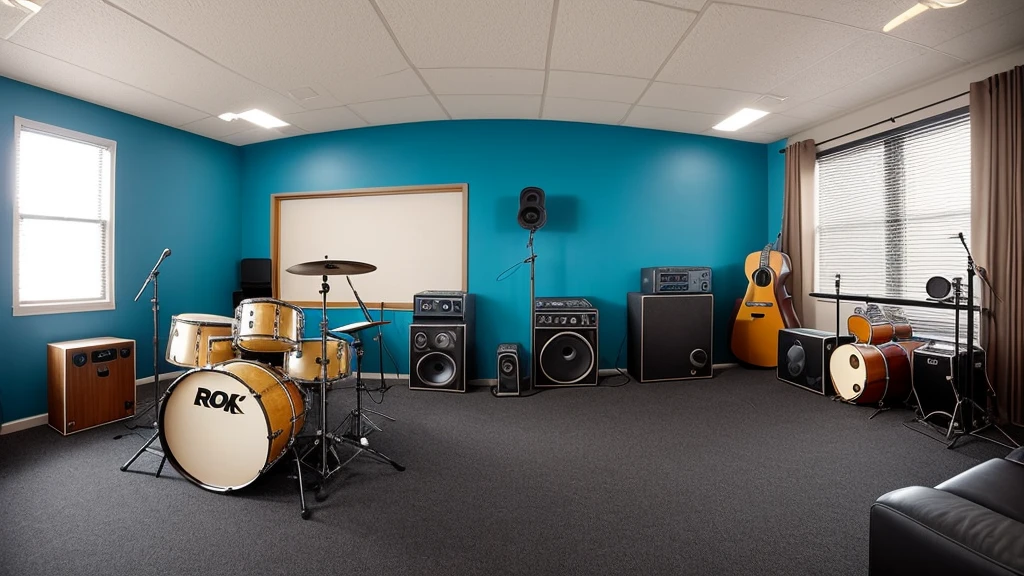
767;138;787;244
0;77;242;424
241;120;771;378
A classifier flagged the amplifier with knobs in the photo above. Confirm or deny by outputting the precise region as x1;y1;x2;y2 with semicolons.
413;290;475;323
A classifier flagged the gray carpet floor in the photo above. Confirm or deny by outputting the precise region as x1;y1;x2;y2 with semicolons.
0;367;1016;576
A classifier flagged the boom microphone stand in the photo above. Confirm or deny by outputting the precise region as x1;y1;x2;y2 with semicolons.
946;233;1018;450
121;248;171;475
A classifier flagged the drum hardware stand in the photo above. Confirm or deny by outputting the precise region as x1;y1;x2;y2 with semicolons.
944;234;1019;451
121;248;172;475
344;276;397;429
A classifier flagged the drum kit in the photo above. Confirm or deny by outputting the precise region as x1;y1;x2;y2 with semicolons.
122;257;402;520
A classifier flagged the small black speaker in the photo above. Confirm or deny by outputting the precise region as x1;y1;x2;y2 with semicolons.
240;258;272;289
517;186;547;231
776;328;855;395
495;343;523;396
627;293;713;382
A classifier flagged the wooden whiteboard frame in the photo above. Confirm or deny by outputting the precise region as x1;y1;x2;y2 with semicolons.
271;183;468;310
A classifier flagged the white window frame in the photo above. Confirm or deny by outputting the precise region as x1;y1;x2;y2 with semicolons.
13;117;116;316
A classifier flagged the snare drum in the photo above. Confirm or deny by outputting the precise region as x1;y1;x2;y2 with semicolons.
234;298;304;353
166;313;236;367
158;359;305;492
284;338;351;384
830;342;912;405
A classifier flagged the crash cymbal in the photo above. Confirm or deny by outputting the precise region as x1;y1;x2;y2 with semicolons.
286;259;376;276
329;320;391;335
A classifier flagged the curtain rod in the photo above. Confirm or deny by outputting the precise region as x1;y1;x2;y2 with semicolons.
777;90;970;153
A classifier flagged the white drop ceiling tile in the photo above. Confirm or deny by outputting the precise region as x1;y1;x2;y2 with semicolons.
550;0;695;78
705;129;781;144
722;0;906;30
105;0;409;97
326;68;430;106
283;107;368;133
421;68;545;95
542;97;631;124
658;3;865;92
376;0;553;69
933;7;1024;62
349;95;448;126
222;128;294;147
814;51;965;110
546;71;648;104
12;0;303;117
767;33;928;106
288;85;345;112
639;83;760;115
0;38;206;127
745;114;811;137
885;0;1023;48
439;95;541;119
643;0;707;11
178;116;253;139
779;101;845;121
624;106;722;134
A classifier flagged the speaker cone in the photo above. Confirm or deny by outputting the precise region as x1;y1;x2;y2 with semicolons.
539;332;594;385
689;349;708;368
415;352;456;387
786;341;805;377
926;276;952;300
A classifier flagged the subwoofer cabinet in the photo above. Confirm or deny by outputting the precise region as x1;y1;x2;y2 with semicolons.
409;324;471;392
627;293;713;382
47;337;136;435
533;298;599;387
776;328;855;395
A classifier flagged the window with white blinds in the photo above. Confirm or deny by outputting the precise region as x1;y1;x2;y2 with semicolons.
14;118;116;316
816;110;973;340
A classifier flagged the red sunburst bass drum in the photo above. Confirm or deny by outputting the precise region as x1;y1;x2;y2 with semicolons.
829;342;912;406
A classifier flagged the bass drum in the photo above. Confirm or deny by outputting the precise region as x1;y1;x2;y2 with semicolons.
158;360;305;492
829;342;912;406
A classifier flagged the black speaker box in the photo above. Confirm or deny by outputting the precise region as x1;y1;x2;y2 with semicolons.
533;306;599;387
912;342;988;423
627;293;713;382
409;323;470;393
240;258;272;289
495;343;523;396
776;328;855;395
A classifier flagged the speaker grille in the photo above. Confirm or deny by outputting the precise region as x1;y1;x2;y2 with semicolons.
539;331;595;385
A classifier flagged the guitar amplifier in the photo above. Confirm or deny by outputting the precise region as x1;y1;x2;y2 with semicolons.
47;337;136;435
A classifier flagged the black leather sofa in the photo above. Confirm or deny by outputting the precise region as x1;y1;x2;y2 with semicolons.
869;446;1024;575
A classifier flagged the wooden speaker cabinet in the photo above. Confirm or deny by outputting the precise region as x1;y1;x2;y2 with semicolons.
48;337;136;435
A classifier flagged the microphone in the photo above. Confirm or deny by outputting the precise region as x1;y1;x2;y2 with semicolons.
135;248;172;301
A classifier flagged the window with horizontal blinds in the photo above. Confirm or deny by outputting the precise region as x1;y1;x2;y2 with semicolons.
816;110;973;341
14;118;115;316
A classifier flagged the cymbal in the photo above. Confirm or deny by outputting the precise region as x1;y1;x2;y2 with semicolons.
286;259;376;276
329;320;390;335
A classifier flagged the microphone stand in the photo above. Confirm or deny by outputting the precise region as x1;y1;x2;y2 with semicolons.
946;233;1018;450
527;229;537;391
121;248;171;476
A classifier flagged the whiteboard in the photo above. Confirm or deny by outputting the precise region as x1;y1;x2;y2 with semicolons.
272;184;467;309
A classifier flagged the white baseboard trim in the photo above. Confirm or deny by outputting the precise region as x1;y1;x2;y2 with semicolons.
136;370;187;387
1;414;48;435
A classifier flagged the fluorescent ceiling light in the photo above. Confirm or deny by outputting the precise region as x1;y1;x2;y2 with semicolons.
713;108;769;132
12;0;41;12
883;1;968;33
218;109;289;129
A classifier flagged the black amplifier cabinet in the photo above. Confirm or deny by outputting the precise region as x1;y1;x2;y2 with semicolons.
777;328;855;395
533;298;599;387
413;290;475;324
640;267;712;294
628;293;713;382
913;342;989;424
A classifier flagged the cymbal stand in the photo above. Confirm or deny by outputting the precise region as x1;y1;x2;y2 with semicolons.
121;249;171;475
946;234;1019;450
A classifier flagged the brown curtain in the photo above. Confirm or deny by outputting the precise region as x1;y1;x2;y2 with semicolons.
780;139;816;326
970;65;1024;426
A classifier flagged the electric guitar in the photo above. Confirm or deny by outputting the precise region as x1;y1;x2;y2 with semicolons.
730;244;800;367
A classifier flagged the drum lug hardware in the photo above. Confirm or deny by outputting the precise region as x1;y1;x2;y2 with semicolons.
269;429;283;440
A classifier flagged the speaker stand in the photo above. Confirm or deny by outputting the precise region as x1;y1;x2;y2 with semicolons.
527;229;537;391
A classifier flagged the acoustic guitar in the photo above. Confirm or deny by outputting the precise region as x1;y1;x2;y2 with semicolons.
730;244;800;367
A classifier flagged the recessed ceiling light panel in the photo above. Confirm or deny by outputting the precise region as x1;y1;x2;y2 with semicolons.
713;108;769;132
218;109;289;129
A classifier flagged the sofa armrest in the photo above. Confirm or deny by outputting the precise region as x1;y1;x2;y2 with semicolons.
870;487;1024;576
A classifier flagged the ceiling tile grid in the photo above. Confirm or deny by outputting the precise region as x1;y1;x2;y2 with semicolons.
2;0;1020;145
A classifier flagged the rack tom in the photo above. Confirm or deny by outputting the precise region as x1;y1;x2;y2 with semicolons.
166;313;236;368
234;298;304;353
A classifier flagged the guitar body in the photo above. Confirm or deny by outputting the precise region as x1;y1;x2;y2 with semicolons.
730;246;800;367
